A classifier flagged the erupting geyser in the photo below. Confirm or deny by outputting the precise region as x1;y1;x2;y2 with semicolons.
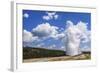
65;21;82;56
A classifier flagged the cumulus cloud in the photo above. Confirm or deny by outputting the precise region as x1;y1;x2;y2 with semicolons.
43;12;59;20
32;22;66;41
76;21;91;43
76;21;91;51
32;23;59;38
23;30;38;42
23;23;65;48
52;33;65;40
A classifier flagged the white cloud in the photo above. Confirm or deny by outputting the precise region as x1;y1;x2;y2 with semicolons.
48;45;66;51
32;23;59;38
23;13;29;18
52;33;65;40
61;46;65;49
43;16;50;20
54;14;58;20
48;44;56;49
43;12;58;20
36;43;45;47
32;22;66;41
23;30;38;42
76;21;91;44
76;21;88;32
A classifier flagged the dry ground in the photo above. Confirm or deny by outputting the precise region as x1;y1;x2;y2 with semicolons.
23;53;90;63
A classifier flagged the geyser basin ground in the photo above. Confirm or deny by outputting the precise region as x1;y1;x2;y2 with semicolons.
23;53;91;63
23;47;91;63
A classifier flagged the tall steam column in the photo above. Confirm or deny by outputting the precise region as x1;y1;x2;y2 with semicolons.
65;21;82;56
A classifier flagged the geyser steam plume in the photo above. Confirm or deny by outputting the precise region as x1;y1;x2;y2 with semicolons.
65;21;82;56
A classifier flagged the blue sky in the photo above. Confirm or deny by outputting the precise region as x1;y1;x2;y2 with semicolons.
23;10;91;31
23;10;91;51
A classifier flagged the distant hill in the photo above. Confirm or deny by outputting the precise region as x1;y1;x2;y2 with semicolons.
23;47;91;60
23;47;66;59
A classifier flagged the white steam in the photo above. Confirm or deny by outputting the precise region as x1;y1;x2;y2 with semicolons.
65;20;90;56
